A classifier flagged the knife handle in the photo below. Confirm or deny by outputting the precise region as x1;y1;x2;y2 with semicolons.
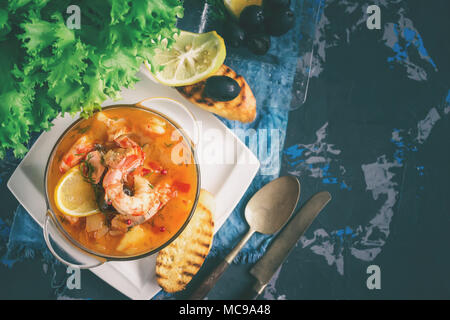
189;229;255;300
188;259;230;300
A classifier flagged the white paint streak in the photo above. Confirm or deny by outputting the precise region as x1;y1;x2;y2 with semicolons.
287;122;344;180
416;108;441;144
445;106;450;115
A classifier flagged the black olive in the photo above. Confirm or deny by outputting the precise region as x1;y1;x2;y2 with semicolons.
265;9;295;36
222;21;246;48
239;5;265;34
263;0;291;12
204;76;241;101
247;33;271;55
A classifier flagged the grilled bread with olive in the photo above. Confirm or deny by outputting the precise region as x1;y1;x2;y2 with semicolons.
156;189;215;293
176;65;257;123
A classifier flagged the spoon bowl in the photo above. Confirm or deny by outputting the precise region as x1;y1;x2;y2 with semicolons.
245;176;301;234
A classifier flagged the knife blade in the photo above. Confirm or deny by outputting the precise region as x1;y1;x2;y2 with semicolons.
244;191;332;299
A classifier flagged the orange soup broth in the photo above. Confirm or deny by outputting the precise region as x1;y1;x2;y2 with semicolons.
47;106;198;257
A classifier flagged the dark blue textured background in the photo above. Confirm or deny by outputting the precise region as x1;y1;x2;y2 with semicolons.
1;0;449;299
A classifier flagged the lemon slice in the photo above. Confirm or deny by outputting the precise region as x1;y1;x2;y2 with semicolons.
224;0;262;19
146;30;226;87
54;165;100;217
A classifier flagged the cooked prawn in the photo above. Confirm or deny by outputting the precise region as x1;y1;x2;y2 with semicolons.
59;135;95;173
96;112;131;141
141;117;166;135
99;131;175;222
102;135;175;220
109;183;176;232
103;135;144;173
103;173;162;216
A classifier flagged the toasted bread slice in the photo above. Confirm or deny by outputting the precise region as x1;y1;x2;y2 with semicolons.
177;65;256;123
156;189;215;293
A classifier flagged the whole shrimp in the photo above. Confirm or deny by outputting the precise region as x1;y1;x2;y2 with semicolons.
103;167;175;218
101;134;176;230
110;182;176;232
103;172;156;216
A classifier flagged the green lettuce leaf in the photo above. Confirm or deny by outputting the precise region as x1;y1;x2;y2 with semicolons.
0;0;183;158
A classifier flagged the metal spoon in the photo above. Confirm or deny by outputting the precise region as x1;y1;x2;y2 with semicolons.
189;175;301;300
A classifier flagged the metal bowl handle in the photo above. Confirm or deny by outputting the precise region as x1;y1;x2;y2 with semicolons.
43;212;105;269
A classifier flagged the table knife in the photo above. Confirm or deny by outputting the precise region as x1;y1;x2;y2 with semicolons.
240;191;332;300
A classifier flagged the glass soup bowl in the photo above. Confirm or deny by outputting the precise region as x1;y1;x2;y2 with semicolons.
43;98;200;268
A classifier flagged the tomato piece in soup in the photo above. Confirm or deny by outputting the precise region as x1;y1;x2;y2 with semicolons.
173;181;191;193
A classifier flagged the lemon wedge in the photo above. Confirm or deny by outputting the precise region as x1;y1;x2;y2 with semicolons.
146;30;226;87
224;0;263;19
54;165;100;217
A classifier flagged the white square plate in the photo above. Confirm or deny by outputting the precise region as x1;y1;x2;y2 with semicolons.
7;67;260;299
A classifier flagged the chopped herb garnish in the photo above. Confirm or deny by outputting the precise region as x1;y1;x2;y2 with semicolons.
77;126;91;134
80;157;96;185
148;183;154;189
164;143;173;147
